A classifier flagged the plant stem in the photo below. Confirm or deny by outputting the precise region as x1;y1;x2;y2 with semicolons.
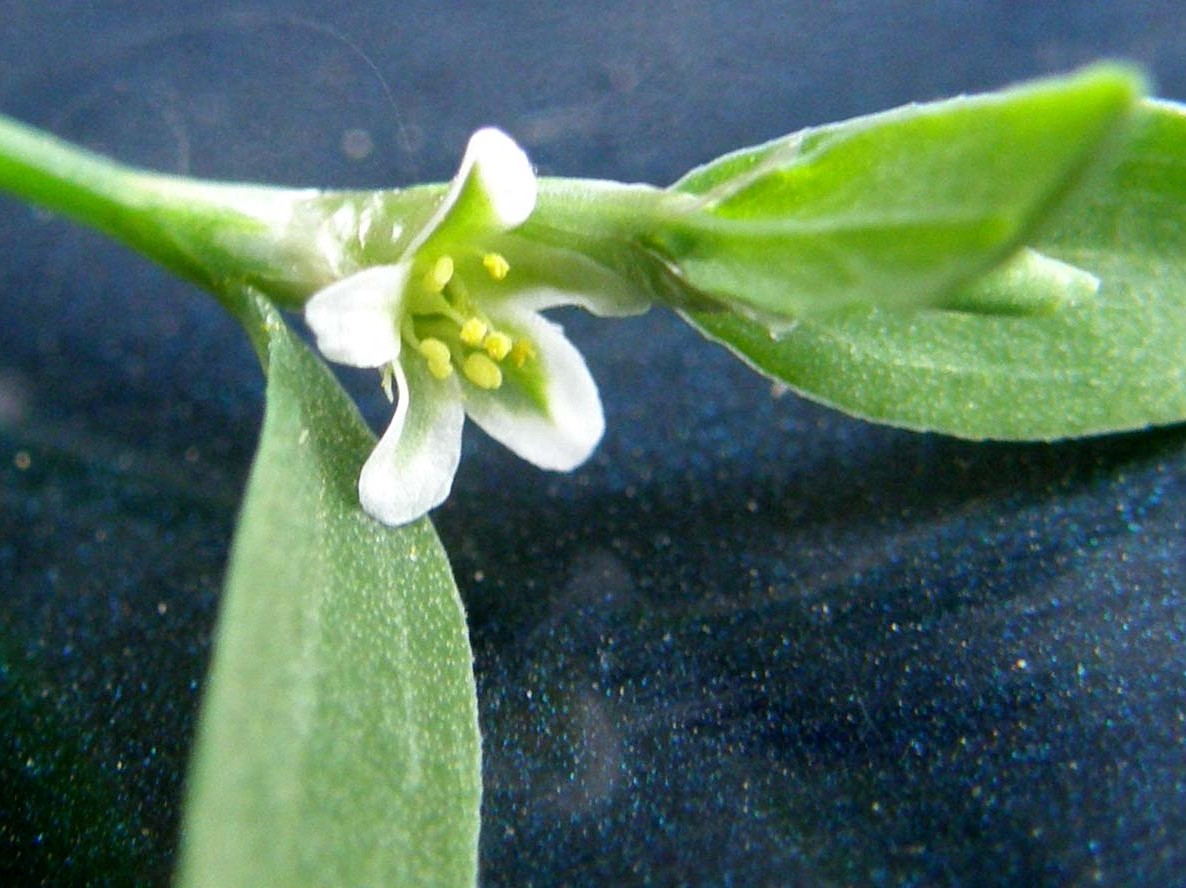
0;112;334;317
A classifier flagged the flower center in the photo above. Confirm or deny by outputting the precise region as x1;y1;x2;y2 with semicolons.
400;251;534;390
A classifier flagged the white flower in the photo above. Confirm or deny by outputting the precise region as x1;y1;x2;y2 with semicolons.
305;128;646;526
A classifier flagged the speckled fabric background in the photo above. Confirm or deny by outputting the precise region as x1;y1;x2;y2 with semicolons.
2;2;1185;884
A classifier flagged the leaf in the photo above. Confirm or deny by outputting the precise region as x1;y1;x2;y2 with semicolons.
176;295;480;887
683;99;1186;440
651;65;1143;323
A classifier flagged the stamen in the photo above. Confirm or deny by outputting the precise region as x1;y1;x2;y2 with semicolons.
418;337;454;380
418;337;451;364
509;339;536;368
426;359;454;380
459;317;488;346
423;255;455;293
463;352;503;389
484;330;513;361
482;252;510;281
380;363;396;402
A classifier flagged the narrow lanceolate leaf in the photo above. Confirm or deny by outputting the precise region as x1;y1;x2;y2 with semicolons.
685;99;1186;440
653;64;1143;324
177;295;480;887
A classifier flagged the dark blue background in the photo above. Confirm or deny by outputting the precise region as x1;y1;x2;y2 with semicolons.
2;2;1185;884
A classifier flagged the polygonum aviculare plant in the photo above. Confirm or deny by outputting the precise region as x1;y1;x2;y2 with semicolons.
3;65;1181;888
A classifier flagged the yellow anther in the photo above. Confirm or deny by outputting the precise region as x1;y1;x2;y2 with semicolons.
509;338;536;368
423;255;454;293
418;337;452;365
463;352;503;389
482;252;510;281
484;330;513;362
459;317;488;346
418;338;454;380
426;359;454;380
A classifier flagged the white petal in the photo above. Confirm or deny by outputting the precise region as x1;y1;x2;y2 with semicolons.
412;128;537;253
358;357;465;526
461;127;537;229
304;265;408;368
505;284;651;318
461;309;603;471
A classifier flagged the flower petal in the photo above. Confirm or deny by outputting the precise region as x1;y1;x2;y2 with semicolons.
460;308;603;471
304;265;407;367
358;357;465;526
413;128;538;253
464;127;537;228
503;284;651;318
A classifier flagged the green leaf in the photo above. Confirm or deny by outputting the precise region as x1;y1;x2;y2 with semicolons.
683;99;1186;440
177;295;480;887
652;64;1143;323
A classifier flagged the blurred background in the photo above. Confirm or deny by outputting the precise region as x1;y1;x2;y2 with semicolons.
2;2;1185;884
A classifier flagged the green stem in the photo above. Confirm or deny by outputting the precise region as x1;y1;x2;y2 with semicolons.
0;113;141;233
0;114;690;329
0;112;337;318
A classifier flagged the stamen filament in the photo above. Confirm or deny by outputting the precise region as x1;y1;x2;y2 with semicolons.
400;316;423;349
380;363;396;402
423;255;455;293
